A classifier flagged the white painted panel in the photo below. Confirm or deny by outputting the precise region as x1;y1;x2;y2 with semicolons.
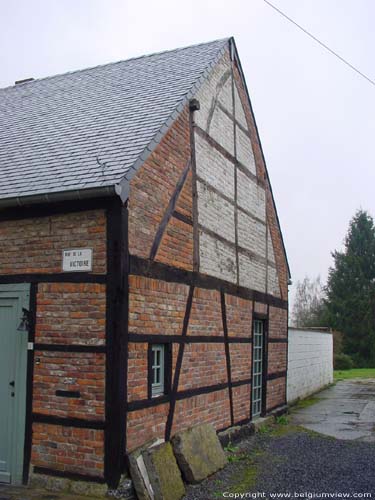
237;210;266;256
209;106;234;156
195;133;235;199
237;170;266;222
200;231;237;284
236;127;256;175
197;181;235;243
234;86;248;130
287;329;333;403
218;78;233;114
267;265;280;297
194;55;231;132
238;252;266;293
267;228;276;263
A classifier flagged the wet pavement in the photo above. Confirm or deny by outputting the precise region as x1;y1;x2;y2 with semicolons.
291;378;375;441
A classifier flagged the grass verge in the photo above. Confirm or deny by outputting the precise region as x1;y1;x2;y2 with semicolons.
293;396;322;409
334;368;375;381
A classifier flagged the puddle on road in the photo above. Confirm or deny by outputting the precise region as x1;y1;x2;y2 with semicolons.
351;393;375;399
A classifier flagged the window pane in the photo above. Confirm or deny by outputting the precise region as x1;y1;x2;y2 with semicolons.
151;344;165;397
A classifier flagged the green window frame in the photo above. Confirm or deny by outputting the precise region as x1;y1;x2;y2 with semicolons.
151;344;165;397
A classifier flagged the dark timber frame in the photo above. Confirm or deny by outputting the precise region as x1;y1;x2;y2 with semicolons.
149;159;191;261
165;286;195;441
0;197;114;485
221;292;234;426
128;257;287;440
105;198;129;487
130;256;287;310
189;99;200;272
0;175;288;488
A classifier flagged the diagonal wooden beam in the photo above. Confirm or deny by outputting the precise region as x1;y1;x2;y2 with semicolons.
149;159;191;260
165;286;195;441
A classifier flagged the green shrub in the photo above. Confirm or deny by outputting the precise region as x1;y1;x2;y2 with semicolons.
334;353;354;370
276;415;289;425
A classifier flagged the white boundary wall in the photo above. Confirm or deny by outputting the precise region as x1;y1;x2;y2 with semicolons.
287;328;333;403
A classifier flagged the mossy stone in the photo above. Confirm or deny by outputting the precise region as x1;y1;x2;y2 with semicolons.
142;442;185;500
172;423;227;483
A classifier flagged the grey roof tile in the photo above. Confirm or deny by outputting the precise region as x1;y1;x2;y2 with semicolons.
0;38;228;202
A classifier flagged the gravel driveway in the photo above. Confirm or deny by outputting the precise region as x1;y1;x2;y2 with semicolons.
184;424;375;500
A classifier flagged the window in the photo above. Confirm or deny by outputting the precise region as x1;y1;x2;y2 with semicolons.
252;319;265;418
149;344;167;398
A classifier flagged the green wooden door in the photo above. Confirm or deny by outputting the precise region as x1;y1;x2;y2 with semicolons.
0;284;30;485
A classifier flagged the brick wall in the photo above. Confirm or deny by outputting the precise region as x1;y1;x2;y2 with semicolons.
0;210;106;274
32;350;105;419
266;378;286;410
128;276;189;336
233;384;251;423
127;404;170;451
0;209;107;479
171;390;231;437
267;306;288;407
36;283;106;344
178;343;228;390
128;109;193;271
31;424;104;476
268;344;287;374
126;276;257;450
225;294;253;338
269;306;288;339
125;45;288;452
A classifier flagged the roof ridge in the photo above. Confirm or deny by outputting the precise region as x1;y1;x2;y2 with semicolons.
0;37;230;92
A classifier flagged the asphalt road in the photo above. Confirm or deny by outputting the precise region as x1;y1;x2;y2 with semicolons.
291;379;375;442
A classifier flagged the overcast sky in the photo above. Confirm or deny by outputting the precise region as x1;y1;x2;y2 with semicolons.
1;0;374;303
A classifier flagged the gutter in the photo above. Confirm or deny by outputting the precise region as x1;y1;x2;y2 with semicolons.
0;184;127;209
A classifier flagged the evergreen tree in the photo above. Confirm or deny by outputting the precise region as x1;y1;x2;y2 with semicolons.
326;210;375;366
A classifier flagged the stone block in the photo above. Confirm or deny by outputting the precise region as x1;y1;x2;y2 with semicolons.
29;472;108;497
172;423;227;483
218;422;255;448
142;442;185;500
69;479;107;497
29;473;69;492
128;438;164;500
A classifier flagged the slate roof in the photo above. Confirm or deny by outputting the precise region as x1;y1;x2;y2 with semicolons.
0;38;228;205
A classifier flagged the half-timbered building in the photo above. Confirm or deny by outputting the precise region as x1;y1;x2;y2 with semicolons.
0;38;290;488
